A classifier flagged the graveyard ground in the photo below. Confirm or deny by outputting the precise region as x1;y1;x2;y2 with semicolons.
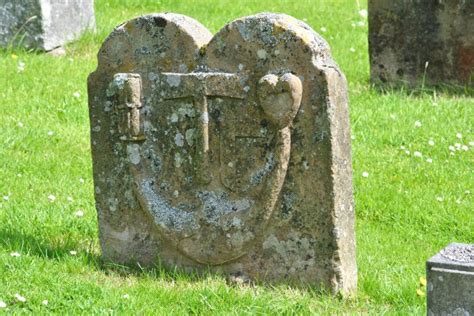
1;0;473;314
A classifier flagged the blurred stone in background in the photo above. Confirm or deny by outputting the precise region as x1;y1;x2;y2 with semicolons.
0;0;95;51
369;0;474;88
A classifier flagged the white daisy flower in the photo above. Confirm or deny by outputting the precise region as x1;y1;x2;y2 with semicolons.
14;294;26;302
17;61;26;72
414;121;422;128
48;195;56;202
359;9;368;18
362;171;369;178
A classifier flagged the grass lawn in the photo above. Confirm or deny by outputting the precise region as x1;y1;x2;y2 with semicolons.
1;0;473;314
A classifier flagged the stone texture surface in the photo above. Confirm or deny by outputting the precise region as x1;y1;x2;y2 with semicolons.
427;243;474;316
88;12;357;294
0;0;95;51
369;0;474;87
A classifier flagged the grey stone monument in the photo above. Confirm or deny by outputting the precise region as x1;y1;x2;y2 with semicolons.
88;13;357;295
427;243;474;315
368;0;474;87
0;0;95;51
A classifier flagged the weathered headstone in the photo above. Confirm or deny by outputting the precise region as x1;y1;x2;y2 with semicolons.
427;243;474;315
88;13;357;294
0;0;95;51
368;0;474;87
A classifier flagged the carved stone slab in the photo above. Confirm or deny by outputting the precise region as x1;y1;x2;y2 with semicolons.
88;13;357;294
0;0;95;51
427;243;474;315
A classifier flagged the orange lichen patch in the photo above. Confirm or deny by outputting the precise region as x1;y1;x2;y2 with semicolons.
458;45;474;83
119;60;135;73
273;20;313;47
124;22;135;33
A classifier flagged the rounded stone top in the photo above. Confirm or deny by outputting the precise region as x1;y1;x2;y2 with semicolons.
440;244;474;263
94;13;212;74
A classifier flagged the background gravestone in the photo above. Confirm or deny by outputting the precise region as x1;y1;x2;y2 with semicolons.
88;12;357;294
0;0;95;51
427;243;474;316
368;0;474;87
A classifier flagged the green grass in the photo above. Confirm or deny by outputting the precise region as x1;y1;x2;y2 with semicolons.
1;0;473;314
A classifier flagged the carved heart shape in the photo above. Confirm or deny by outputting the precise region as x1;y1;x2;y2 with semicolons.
258;73;303;129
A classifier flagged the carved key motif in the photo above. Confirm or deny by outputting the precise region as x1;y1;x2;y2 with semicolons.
89;13;356;293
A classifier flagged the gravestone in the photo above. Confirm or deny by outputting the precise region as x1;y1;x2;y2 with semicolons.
368;0;474;87
427;243;474;316
88;13;357;294
0;0;95;51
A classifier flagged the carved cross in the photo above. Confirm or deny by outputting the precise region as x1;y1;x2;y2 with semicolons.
158;72;247;183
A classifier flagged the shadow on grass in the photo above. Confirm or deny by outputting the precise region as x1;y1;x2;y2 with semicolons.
0;227;224;283
100;259;339;299
0;227;101;264
0;227;344;299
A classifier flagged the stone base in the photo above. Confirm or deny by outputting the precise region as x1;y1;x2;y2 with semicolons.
427;243;474;316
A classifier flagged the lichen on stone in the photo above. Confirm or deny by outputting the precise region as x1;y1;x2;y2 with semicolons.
197;191;253;226
139;179;198;232
250;152;275;185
